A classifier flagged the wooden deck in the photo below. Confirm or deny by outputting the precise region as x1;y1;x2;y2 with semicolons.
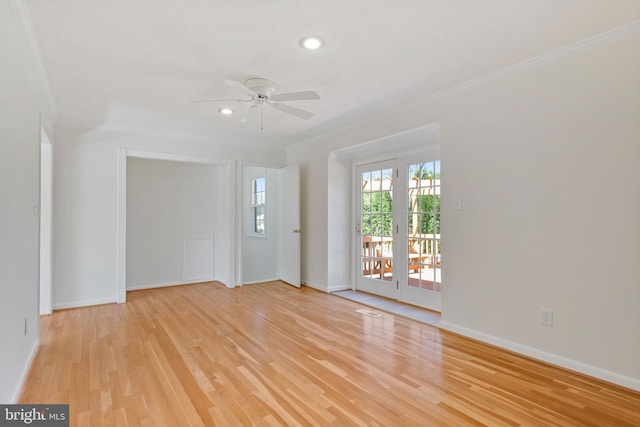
21;281;640;426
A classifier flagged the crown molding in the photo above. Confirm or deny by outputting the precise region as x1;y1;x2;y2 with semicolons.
410;19;640;107
54;114;287;154
296;19;640;149
8;0;57;117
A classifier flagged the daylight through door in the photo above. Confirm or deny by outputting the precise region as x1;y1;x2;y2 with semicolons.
404;160;441;311
356;157;441;311
356;161;397;299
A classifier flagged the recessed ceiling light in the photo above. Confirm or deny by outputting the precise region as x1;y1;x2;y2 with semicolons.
300;36;324;50
219;107;233;115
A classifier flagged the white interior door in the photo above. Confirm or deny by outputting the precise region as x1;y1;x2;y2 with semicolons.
279;164;301;287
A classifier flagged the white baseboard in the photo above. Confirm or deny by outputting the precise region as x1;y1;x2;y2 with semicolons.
439;321;640;392
217;276;235;288
12;338;39;403
301;280;329;292
53;297;116;310
327;284;352;293
242;277;280;286
126;279;213;291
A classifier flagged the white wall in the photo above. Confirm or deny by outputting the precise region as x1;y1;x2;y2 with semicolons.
0;0;54;402
52;123;285;308
242;166;281;284
126;158;218;289
326;156;352;292
287;33;640;388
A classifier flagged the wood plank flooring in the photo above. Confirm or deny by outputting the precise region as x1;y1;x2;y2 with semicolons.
20;281;640;426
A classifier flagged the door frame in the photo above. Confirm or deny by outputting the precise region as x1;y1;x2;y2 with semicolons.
116;149;234;303
237;162;301;287
39;127;53;315
351;146;441;311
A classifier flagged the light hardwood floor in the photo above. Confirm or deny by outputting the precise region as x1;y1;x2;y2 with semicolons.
21;281;640;426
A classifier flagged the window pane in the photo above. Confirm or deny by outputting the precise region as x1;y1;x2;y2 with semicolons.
250;176;266;234
254;206;265;233
362;193;372;212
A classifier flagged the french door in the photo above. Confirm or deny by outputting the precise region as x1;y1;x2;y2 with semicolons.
356;157;441;311
356;161;398;299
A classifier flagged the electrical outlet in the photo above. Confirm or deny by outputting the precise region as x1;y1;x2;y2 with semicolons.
540;308;554;327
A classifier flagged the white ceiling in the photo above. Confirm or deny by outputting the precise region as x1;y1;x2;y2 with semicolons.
25;0;640;150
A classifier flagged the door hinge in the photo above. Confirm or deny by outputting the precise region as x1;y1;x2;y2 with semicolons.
396;280;399;290
396;224;399;234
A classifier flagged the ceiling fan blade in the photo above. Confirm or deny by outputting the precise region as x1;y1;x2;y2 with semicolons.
223;80;258;98
242;104;262;123
270;102;314;120
271;90;320;102
189;98;245;104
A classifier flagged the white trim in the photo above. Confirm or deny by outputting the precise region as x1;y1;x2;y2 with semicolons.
126;280;214;291
219;276;235;288
330;123;440;160
117;148;236;302
126;149;231;166
409;21;640;109
228;162;238;288
295;20;640;149
243;278;280;286
39;127;53;315
7;0;57;116
53;297;117;310
116;149;127;303
301;281;329;293
439;321;640;392
11;338;39;404
328;284;352;293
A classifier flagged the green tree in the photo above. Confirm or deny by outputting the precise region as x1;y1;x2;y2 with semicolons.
362;186;393;236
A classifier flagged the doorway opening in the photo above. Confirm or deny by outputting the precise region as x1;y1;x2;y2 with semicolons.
116;150;234;303
239;164;300;287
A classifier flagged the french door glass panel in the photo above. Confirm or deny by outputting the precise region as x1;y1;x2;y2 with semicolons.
357;162;397;299
407;160;441;291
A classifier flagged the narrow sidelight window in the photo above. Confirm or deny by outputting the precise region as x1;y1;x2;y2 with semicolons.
251;177;266;234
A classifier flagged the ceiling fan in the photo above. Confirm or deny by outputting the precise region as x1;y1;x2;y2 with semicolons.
192;78;320;129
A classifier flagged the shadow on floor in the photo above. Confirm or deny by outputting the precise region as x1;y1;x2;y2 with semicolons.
331;290;441;326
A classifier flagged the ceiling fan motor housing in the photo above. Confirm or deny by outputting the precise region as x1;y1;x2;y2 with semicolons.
244;78;275;98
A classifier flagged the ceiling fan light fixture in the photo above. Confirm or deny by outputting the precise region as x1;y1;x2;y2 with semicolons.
219;107;233;115
300;36;323;50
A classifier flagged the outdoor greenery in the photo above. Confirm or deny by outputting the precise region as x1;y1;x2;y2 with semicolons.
410;195;440;235
362;184;440;236
362;163;441;239
361;190;393;236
